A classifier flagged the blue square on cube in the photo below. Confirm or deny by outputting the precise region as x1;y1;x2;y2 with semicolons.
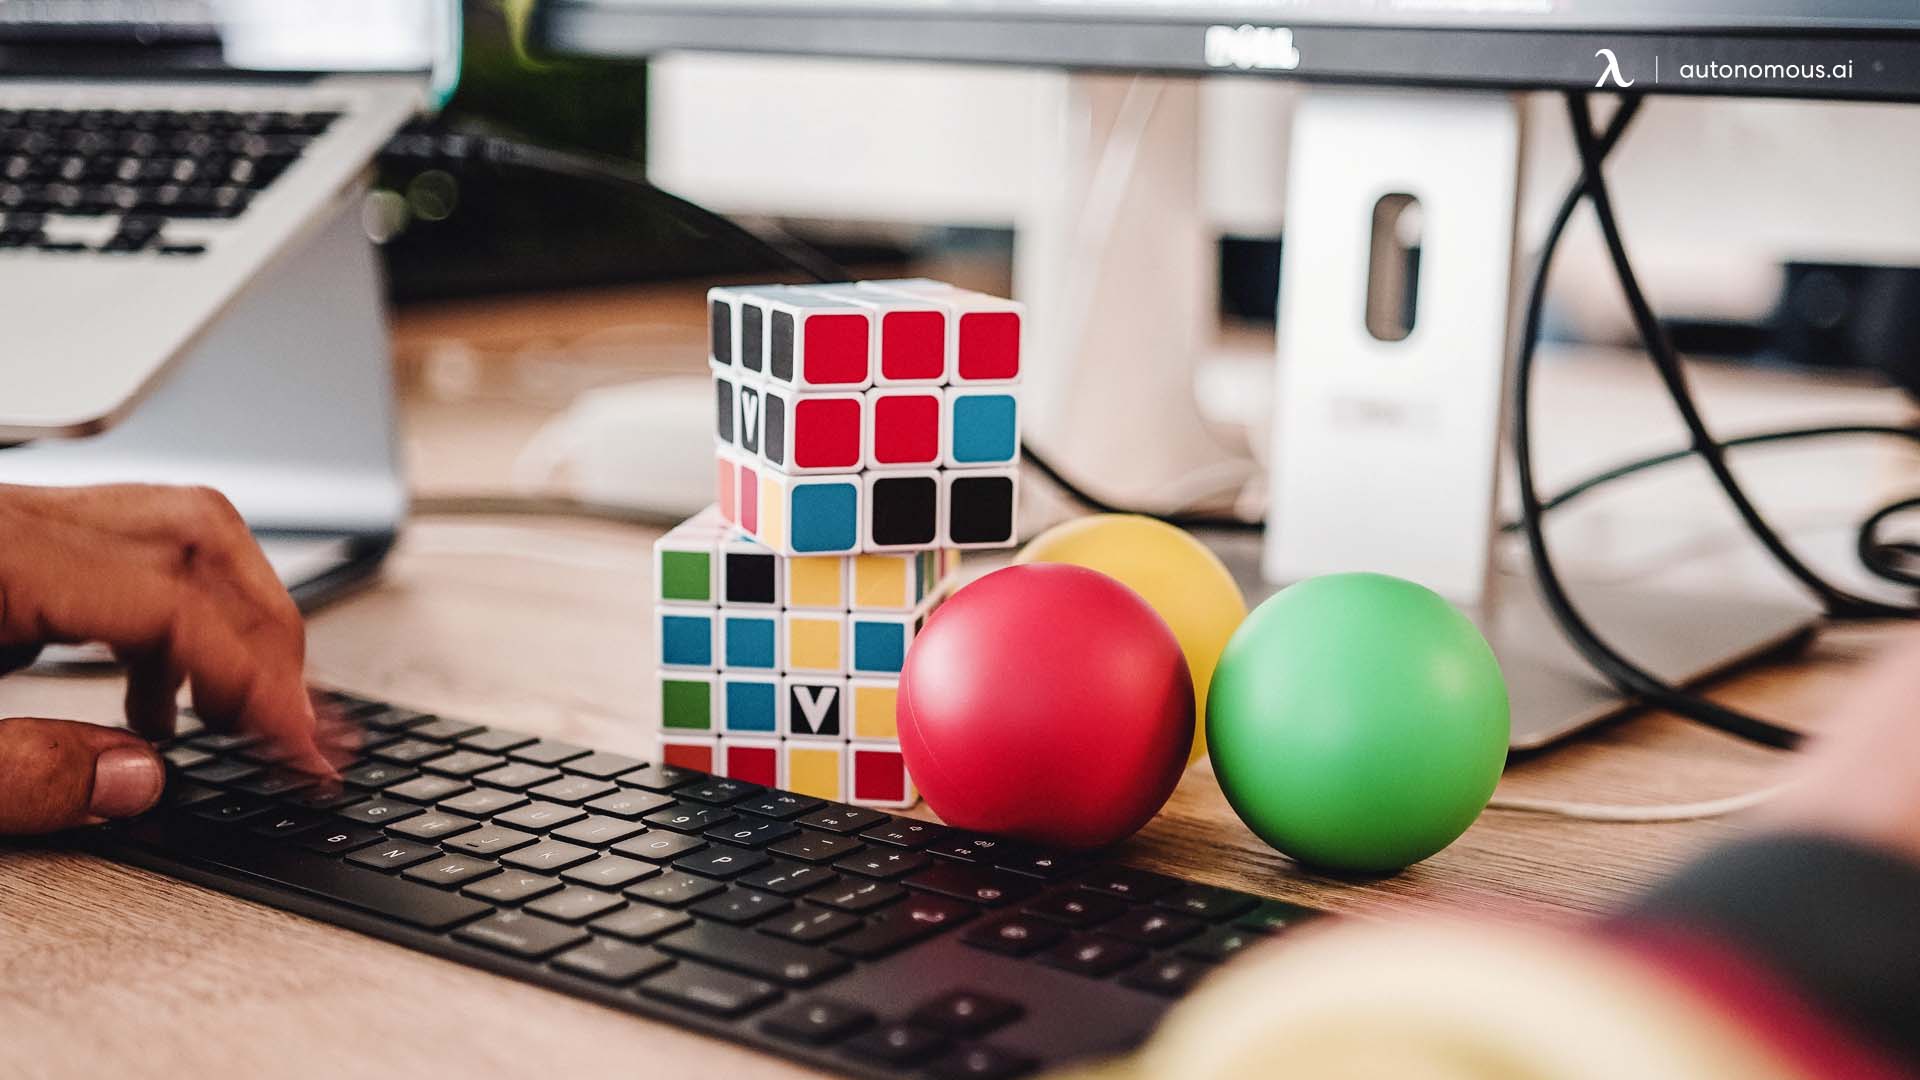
724;680;779;732
790;482;859;553
660;614;713;667
724;615;779;669
852;620;907;674
951;394;1017;464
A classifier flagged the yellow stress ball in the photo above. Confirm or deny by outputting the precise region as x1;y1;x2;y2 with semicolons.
1018;514;1248;763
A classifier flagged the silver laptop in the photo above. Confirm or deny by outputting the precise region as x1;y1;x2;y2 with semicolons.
0;0;456;608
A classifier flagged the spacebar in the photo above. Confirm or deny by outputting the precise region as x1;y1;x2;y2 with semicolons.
121;815;490;932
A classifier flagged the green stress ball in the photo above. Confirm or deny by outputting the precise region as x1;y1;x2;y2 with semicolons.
1207;573;1509;873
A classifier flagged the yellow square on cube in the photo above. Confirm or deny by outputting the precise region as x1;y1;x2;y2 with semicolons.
851;680;900;740
785;745;845;800
853;555;910;610
760;475;787;551
786;614;844;673
787;556;846;609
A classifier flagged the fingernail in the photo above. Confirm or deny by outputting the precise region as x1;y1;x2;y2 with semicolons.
91;747;165;819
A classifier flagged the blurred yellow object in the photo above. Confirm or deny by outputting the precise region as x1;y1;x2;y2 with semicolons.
1018;515;1246;764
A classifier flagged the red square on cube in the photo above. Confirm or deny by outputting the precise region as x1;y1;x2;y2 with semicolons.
852;748;907;804
740;465;759;533
662;740;713;773
803;313;871;386
717;457;737;524
793;396;864;470
871;393;940;466
725;744;779;787
958;312;1020;381
881;310;946;381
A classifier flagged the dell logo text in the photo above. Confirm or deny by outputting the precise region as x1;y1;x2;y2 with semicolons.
1205;24;1301;71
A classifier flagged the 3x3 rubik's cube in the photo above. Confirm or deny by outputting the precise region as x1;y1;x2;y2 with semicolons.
655;280;1024;807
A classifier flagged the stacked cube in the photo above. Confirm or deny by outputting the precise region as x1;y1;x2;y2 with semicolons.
654;279;1024;808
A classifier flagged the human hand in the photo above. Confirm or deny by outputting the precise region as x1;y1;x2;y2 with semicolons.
0;483;330;835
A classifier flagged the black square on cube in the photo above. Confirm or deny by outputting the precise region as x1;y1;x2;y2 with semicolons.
714;377;735;444
949;474;1015;544
742;303;765;372
771;310;797;382
709;298;732;365
763;391;788;467
871;475;938;547
726;551;778;605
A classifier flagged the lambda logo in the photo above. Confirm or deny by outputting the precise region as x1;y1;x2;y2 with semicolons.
1204;24;1300;71
1594;48;1636;88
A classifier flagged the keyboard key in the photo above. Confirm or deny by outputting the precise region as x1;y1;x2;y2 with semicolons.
659;921;845;985
463;870;561;904
835;848;931;880
1181;925;1260;963
551;938;670;985
907;862;1037;906
638;961;781;1018
335;798;423;826
796;804;888;834
192;795;271;822
232;770;318;799
1156;884;1261;922
843;1023;948;1066
1234;899;1323;933
962;915;1064;957
186;732;260;753
528;775;617;805
495;801;586;832
562;855;659;891
439;788;529;818
385;775;471;804
809;879;906;914
162;780;223;809
345;839;441;872
185;760;262;786
737;860;837;897
341;762;417;789
703;817;799;848
401;854;501;888
760;998;873;1045
768;830;863;864
760;907;861;944
861;820;948;849
443;824;538;858
508;739;592;766
501;839;597;874
910;991;1024;1037
612;831;707;863
828;894;974;959
422;750;506;778
369;738;449;765
619;762;702;792
408;718;485;742
675;845;770;880
928;1045;1038;1080
1104;907;1204;951
626;870;725;907
474;762;561;791
552;814;646;847
734;791;824;820
1041;934;1143;977
688;888;790;926
1121;955;1214;997
162;745;215;770
591;904;692;942
991;847;1078;880
247;809;324;838
644;804;734;833
387;811;478;841
1075;867;1181;902
526;886;626;924
285;785;364;812
455;727;539;754
678;778;762;805
300;824;383;854
925;836;1010;863
359;708;434;733
560;751;646;779
454;910;588;959
1023;890;1126;928
585;788;674;819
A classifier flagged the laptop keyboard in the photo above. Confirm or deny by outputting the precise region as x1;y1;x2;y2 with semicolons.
88;689;1326;1079
0;106;338;255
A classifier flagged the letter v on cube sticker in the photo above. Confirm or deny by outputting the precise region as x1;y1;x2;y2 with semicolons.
784;676;847;739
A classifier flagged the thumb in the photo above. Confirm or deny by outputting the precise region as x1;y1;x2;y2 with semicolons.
0;716;166;835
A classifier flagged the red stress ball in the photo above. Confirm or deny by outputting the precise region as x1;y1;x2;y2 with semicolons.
897;564;1194;850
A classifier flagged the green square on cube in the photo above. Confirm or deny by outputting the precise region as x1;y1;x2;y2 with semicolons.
659;549;712;602
661;677;713;730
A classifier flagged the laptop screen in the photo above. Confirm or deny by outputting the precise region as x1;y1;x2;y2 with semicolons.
0;0;454;78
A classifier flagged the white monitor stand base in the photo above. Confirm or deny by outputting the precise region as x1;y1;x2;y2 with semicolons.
1261;89;1815;749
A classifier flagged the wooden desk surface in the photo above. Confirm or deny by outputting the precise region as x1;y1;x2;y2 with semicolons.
2;281;1915;1078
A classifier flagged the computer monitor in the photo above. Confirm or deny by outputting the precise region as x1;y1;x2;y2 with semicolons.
534;1;1920;100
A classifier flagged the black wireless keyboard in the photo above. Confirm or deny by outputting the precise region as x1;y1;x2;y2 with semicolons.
85;690;1325;1080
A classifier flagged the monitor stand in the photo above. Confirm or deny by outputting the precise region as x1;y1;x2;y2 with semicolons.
1262;89;1817;748
0;184;405;616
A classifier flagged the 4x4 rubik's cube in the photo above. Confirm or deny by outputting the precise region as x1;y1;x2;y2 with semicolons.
654;280;1024;808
